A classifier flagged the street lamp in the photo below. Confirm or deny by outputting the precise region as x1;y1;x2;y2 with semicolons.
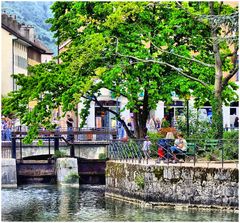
185;95;191;137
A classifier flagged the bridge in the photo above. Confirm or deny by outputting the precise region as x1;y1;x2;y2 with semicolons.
2;129;115;186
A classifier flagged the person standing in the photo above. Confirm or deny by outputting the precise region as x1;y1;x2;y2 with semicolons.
1;116;7;141
142;136;152;160
155;118;161;131
66;114;74;142
149;116;157;132
234;117;239;129
5;117;12;141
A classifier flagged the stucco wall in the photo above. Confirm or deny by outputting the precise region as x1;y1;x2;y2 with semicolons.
1;29;13;96
105;161;238;209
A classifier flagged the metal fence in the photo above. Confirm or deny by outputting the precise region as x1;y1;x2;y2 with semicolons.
1;127;117;142
107;138;239;168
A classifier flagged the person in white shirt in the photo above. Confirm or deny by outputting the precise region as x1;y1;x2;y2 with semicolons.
170;133;187;162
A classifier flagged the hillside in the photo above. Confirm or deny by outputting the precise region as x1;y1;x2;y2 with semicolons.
1;1;57;55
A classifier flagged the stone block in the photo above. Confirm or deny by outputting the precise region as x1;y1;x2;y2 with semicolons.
1;158;17;188
56;158;79;186
224;187;234;197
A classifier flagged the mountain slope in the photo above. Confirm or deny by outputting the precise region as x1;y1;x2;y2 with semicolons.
1;1;57;54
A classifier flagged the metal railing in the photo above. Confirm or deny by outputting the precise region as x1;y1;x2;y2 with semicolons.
3;127;117;142
107;138;239;168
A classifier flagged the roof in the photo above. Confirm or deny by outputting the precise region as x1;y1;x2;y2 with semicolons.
1;14;53;55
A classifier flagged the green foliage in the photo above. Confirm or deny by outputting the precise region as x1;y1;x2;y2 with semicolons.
147;132;164;157
64;171;79;184
135;174;144;189
53;150;67;158
98;153;107;160
176;108;215;140
161;119;170;128
222;131;239;160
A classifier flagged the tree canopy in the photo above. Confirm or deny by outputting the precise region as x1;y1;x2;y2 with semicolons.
2;1;238;142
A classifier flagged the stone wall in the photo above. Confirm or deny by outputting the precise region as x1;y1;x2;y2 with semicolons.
105;161;238;209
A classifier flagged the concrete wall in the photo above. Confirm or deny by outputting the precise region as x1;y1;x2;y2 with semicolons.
1;158;17;188
105;161;238;209
56;158;79;186
1;141;108;160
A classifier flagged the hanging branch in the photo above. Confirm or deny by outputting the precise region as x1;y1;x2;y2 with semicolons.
115;52;209;87
151;41;215;68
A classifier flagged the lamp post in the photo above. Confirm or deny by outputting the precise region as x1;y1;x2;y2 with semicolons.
185;95;191;137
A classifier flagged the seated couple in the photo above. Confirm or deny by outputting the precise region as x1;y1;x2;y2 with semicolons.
157;132;187;163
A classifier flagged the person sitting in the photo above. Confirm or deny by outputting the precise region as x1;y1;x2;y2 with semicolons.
156;132;175;163
170;133;187;163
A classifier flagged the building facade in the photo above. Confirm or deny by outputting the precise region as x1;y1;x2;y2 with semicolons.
1;13;53;96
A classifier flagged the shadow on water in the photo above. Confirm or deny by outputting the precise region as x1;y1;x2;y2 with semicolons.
1;184;239;222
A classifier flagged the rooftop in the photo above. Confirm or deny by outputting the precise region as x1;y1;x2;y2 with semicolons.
1;12;53;55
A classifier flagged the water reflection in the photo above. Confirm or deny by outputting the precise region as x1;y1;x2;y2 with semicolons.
1;185;238;222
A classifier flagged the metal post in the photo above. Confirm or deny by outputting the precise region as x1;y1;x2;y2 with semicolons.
221;140;224;168
70;144;75;157
194;145;196;167
186;99;190;137
48;137;51;156
20;137;22;161
11;136;16;159
54;132;59;153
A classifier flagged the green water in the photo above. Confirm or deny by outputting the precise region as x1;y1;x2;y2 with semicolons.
1;185;238;222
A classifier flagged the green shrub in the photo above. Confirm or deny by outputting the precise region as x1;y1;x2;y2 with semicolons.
222;130;239;160
176;108;215;140
98;153;107;160
64;171;80;184
161;119;170;128
53;150;67;158
135;174;144;189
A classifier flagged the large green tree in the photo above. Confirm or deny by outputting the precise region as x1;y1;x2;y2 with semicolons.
2;2;238;142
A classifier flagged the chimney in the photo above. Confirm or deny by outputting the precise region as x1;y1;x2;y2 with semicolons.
20;23;29;39
1;12;8;25
7;15;13;27
27;25;35;42
12;17;19;32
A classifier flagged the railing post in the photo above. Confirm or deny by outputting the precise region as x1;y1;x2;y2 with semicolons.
70;144;75;157
194;145;196;167
221;140;224;169
48;137;51;157
11;135;16;159
54;132;60;153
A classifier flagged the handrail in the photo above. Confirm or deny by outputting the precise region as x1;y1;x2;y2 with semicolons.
107;138;239;168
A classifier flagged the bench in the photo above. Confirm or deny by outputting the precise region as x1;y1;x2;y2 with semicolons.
176;143;196;161
204;139;219;152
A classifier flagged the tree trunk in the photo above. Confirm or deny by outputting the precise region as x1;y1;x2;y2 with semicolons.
210;2;224;139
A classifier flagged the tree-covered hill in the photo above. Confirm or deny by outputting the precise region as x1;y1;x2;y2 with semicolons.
1;1;57;54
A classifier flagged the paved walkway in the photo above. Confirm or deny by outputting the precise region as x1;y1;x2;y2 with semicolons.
113;159;238;169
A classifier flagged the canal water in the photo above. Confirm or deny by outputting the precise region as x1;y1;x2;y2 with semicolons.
1;185;238;222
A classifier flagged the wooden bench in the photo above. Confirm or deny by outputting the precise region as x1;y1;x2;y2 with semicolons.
204;139;219;152
176;143;196;161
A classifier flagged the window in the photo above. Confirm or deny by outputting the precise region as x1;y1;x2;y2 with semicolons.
15;55;27;69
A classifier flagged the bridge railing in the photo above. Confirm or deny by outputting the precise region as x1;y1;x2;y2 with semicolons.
9;135;66;161
107;138;239;168
6;127;117;142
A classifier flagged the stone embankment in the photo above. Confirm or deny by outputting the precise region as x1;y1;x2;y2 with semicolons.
105;161;238;210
